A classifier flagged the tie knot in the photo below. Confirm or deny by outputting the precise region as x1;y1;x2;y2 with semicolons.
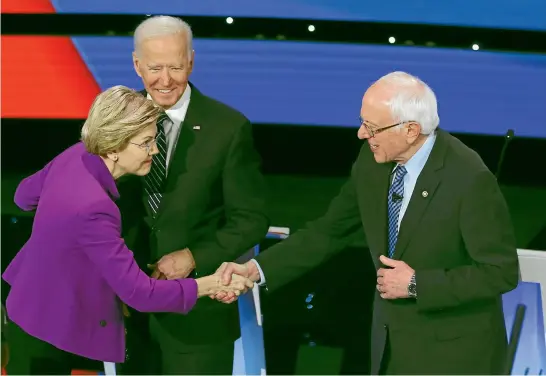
393;165;407;181
157;112;169;129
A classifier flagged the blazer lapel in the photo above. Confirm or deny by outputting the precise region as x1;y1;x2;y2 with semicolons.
162;96;202;190
393;130;448;259
148;84;206;219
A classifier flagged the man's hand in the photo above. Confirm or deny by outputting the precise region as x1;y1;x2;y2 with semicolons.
147;263;166;280
153;248;196;280
211;261;260;304
377;255;415;299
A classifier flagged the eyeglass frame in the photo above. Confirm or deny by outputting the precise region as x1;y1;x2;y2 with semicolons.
129;137;158;155
359;116;417;138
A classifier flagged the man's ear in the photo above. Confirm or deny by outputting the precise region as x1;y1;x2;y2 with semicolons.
133;52;142;78
406;121;422;140
188;50;195;75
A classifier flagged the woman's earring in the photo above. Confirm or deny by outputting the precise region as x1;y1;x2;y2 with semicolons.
113;155;118;162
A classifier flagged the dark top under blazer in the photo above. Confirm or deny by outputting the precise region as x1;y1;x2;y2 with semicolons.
117;83;269;344
255;129;519;374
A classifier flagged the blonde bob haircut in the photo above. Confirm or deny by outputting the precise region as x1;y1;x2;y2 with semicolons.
81;85;161;155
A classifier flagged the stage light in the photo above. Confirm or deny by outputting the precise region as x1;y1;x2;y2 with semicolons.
226;17;234;24
388;36;396;44
308;25;316;32
472;44;480;50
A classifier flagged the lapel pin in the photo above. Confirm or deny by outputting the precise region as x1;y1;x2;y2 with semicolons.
422;190;428;198
193;125;201;130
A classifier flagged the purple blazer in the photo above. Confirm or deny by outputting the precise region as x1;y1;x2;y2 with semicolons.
2;142;198;363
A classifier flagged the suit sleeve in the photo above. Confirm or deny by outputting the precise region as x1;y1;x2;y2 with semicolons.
253;155;364;293
14;161;54;211
190;120;270;275
416;169;519;312
78;200;198;314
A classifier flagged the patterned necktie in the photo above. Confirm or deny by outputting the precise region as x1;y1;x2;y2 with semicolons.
387;165;407;258
144;112;169;215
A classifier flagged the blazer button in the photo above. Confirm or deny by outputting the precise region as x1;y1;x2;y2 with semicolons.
383;324;388;329
100;320;107;327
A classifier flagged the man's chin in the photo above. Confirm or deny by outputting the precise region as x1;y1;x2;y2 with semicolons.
152;98;176;109
373;154;385;163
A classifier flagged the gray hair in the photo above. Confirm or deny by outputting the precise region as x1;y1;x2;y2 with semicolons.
376;71;440;134
133;15;193;57
81;85;161;155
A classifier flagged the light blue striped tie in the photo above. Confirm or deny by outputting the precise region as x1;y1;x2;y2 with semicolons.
387;165;407;258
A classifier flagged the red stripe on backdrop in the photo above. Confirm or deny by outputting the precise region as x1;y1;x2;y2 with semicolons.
1;36;101;119
1;0;56;13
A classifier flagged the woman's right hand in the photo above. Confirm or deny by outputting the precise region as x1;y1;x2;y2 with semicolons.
195;274;254;298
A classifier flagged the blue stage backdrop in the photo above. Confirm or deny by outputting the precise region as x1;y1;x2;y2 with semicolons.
72;37;546;138
50;0;546;31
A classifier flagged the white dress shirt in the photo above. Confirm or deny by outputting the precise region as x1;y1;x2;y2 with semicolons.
253;131;438;285
147;84;191;172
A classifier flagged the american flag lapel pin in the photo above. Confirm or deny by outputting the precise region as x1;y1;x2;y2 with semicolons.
193;125;201;130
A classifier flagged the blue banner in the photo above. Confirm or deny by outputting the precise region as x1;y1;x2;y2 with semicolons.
50;0;546;31
71;37;546;138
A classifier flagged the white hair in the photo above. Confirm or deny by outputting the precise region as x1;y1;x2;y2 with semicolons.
134;15;193;57
376;71;440;134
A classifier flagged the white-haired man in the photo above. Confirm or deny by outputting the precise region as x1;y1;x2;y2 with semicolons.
116;15;269;375
216;72;519;374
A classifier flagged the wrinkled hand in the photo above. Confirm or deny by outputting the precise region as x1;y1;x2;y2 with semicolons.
211;261;259;304
147;264;166;280
377;255;415;299
215;274;254;298
149;248;196;280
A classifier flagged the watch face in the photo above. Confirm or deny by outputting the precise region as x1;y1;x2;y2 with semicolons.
408;283;417;296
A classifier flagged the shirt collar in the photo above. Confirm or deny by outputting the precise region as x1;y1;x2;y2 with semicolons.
398;131;437;177
81;147;119;200
147;83;191;125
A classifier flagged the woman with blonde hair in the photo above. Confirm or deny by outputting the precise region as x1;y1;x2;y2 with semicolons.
2;86;252;374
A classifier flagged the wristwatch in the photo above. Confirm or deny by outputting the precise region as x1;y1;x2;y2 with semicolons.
408;273;417;298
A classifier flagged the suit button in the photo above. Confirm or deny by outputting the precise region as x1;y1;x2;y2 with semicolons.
383;324;388;329
100;320;107;327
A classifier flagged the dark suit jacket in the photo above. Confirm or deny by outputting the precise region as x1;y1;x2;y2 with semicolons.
256;129;519;374
118;83;269;344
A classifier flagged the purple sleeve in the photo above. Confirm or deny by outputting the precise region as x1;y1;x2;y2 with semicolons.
78;200;198;314
14;161;54;211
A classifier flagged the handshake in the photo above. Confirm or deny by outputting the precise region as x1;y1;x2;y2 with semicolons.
209;261;261;304
147;249;259;304
197;261;259;303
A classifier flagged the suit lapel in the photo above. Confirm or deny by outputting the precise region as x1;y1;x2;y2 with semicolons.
144;84;207;219
393;130;448;259
163;91;203;191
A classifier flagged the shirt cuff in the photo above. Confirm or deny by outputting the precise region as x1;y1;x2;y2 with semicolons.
250;259;266;286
